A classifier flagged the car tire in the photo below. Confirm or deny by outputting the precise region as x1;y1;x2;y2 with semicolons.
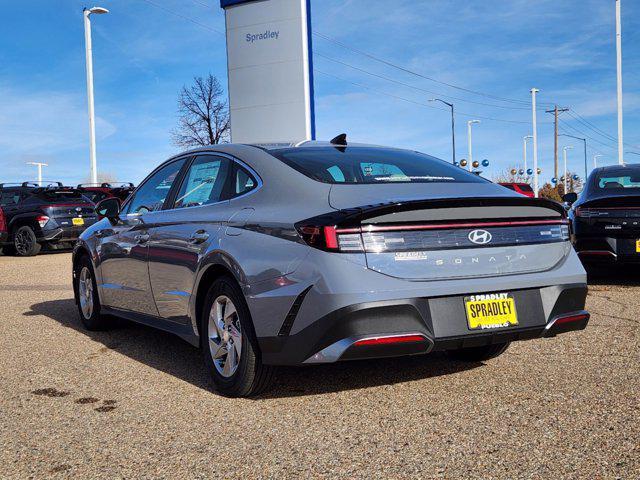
13;226;41;257
201;276;274;397
447;342;510;362
74;255;111;331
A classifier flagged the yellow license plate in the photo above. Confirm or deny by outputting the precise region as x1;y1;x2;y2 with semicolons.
636;240;640;253
465;293;518;330
72;217;85;226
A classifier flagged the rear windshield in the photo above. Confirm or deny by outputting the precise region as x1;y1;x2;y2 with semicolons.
30;190;90;203
269;146;486;184
517;184;534;192
596;170;640;190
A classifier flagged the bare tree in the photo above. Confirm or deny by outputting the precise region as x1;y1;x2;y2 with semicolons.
172;74;230;147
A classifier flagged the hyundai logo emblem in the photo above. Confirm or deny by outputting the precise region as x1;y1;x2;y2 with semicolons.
468;229;492;245
75;207;82;213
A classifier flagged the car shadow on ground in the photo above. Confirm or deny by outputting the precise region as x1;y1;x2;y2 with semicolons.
586;266;640;287
26;298;483;399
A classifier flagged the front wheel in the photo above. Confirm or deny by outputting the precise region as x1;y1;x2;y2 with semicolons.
447;342;510;362
201;277;274;397
13;226;41;256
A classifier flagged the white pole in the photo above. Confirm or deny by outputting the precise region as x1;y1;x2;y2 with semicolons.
563;146;573;193
593;154;602;169
467;120;480;172
84;9;98;185
531;88;540;197
26;162;48;186
616;0;624;165
523;135;532;174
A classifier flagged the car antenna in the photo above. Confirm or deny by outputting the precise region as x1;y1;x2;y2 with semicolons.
330;133;347;146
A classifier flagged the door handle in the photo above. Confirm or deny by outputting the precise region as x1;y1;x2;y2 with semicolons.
189;230;210;244
134;233;150;244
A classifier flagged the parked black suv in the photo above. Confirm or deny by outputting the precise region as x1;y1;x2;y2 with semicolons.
0;182;98;256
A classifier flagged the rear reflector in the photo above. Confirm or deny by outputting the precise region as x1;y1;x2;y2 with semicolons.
553;313;589;326
0;208;6;233
354;334;427;346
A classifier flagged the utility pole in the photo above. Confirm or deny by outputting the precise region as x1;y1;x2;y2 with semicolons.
616;0;624;165
545;105;569;181
26;162;48;186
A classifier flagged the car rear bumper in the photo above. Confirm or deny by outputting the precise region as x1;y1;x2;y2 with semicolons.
0;232;7;245
258;282;588;365
574;235;640;263
40;226;90;243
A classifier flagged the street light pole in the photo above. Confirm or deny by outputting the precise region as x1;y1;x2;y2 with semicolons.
26;162;48;186
531;88;540;197
467;120;480;172
559;134;587;181
429;99;455;164
593;154;603;169
523;135;533;173
615;0;624;165
563;146;574;193
83;6;109;185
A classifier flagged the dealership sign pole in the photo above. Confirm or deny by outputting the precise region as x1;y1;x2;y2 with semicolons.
220;0;315;144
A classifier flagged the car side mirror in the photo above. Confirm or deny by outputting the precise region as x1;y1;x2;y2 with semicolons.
562;192;578;204
95;197;121;221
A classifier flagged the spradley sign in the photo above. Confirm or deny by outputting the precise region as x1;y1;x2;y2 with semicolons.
246;30;280;43
220;0;315;144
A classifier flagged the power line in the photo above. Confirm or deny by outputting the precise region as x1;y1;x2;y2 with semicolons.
316;69;546;125
313;31;554;108
315;52;538;112
139;0;224;35
559;120;617;150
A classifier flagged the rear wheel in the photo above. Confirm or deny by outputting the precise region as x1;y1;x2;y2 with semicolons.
13;226;41;256
201;276;274;397
447;342;510;362
74;256;111;330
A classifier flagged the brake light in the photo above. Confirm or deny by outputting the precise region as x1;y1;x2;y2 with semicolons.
36;215;49;228
0;208;6;233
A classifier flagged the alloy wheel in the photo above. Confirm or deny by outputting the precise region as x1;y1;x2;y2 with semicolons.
78;266;94;320
208;295;242;378
15;230;33;256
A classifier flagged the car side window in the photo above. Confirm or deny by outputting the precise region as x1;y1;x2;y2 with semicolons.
231;164;258;198
124;159;186;215
174;155;231;209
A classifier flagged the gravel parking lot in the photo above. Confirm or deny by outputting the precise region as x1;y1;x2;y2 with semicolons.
0;252;638;479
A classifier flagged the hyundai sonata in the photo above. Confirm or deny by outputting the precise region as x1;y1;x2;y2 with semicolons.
73;138;589;397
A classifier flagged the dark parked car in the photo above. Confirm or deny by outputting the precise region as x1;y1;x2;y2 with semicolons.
73;140;588;397
567;163;640;265
0;182;98;256
76;183;135;204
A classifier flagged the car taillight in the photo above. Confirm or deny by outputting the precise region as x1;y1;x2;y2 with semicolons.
297;220;570;253
36;215;49;228
0;208;6;233
575;208;608;218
